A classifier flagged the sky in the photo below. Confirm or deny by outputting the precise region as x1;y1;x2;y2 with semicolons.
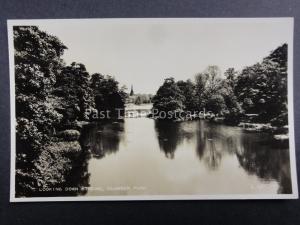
28;18;293;94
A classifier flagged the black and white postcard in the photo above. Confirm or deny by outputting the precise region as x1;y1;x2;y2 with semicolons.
8;18;298;201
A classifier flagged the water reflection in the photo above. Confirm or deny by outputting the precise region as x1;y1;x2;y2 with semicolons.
154;120;238;170
195;123;221;170
80;121;125;159
75;118;292;195
204;140;222;170
57;150;91;196
33;121;125;197
153;120;292;193
236;134;292;193
195;121;240;170
154;120;194;159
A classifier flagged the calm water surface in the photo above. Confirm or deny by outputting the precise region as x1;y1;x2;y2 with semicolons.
76;114;292;196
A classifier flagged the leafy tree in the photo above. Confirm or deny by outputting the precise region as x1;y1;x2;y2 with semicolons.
195;66;225;114
265;43;287;69
14;26;67;99
176;79;197;111
90;73;127;118
55;62;94;121
221;68;243;124
14;26;66;152
195;66;221;92
235;44;288;124
152;78;185;119
14;26;67;194
224;68;238;89
206;94;227;114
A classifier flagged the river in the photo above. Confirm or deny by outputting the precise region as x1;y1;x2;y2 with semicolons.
72;109;292;197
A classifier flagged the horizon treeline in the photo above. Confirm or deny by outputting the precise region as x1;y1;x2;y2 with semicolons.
152;43;288;126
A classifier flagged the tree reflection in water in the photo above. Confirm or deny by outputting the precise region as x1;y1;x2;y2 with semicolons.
80;121;125;159
204;140;222;170
154;120;291;194
236;134;292;194
154;120;194;159
196;121;292;193
195;121;238;170
56;149;91;196
155;120;239;167
42;120;126;197
53;121;125;196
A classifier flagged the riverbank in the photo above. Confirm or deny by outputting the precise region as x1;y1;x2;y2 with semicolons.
18;116;290;197
18;120;90;197
147;112;289;144
31;116;289;196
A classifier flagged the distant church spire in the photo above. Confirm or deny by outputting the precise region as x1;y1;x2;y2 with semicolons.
130;85;134;96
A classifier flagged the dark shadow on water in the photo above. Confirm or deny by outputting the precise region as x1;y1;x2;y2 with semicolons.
154;120;195;159
236;132;292;194
49;120;125;196
195;121;239;170
80;121;125;159
154;119;292;194
50;149;92;197
194;121;292;193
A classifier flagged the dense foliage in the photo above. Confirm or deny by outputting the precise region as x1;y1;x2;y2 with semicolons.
152;44;288;126
54;62;94;121
14;26;67;195
235;44;288;125
90;73;127;118
152;78;185;118
14;26;126;196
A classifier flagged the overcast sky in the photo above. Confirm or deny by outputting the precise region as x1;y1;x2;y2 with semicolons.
30;18;293;94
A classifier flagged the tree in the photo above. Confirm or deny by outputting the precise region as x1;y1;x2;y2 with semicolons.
195;65;225;114
55;62;94;121
152;78;185;119
206;94;227;114
14;26;66;152
14;26;67;194
14;26;67;99
90;73;126;118
235;44;288;124
221;68;243;124
224;68;238;89
201;65;223;93
176;79;197;111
